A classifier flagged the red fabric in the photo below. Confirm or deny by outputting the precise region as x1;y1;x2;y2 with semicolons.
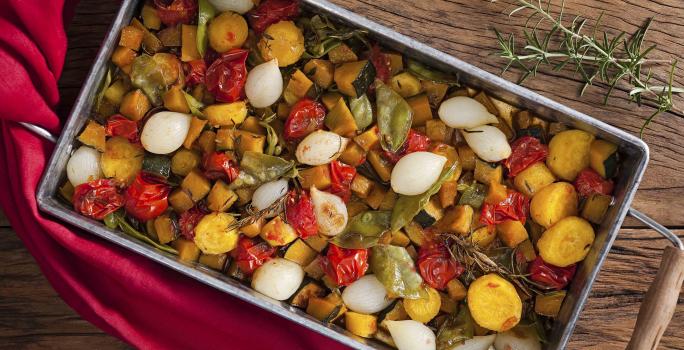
0;1;348;349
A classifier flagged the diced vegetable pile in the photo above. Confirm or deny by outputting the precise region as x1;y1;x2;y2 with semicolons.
63;0;621;349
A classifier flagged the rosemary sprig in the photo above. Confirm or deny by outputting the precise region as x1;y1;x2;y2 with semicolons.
226;194;288;231
494;0;683;136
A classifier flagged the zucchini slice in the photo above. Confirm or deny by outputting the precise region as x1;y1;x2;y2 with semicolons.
142;154;172;178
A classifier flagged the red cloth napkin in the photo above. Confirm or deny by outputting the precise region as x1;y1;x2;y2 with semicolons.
0;1;349;349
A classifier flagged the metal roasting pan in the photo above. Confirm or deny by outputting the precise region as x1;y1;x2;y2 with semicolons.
33;0;683;349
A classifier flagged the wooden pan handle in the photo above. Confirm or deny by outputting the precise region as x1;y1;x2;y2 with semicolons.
626;246;684;350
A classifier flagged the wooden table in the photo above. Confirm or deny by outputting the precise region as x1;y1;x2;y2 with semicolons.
2;0;683;348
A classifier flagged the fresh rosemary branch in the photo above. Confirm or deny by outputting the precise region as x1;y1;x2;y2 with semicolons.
494;0;684;136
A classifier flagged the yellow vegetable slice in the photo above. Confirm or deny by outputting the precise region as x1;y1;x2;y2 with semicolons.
258;21;304;67
537;216;595;267
530;182;578;228
546;129;594;181
403;287;441;323
467;274;522;332
193;212;239;254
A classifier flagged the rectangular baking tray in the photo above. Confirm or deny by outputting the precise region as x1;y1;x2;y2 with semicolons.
36;0;649;348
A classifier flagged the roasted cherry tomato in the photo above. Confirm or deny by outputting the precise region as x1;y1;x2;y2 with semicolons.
417;240;464;290
206;49;249;103
573;168;614;197
321;244;369;286
283;98;326;142
247;0;300;34
480;190;530;226
153;0;197;26
529;256;577;290
178;203;209;240
382;129;431;163
73;179;124;220
105;114;139;143
369;44;391;84
124;172;171;221
184;59;207;87
285;189;318;239
232;236;277;275
329;160;356;202
202;152;239;182
503;136;548;178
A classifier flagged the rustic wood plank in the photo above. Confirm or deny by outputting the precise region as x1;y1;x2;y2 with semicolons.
0;209;8;227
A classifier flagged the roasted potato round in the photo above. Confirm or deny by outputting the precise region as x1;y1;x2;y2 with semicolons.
404;286;441;323
537;216;595;267
530;182;578;228
513;162;555;197
467;274;522;332
193;212;240;254
100;136;143;185
546;129;594;181
258;21;305;67
208;12;248;53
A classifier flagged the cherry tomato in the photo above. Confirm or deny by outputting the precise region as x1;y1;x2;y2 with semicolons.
153;0;197;26
202;152;239;182
178;203;209;240
105;114;139;143
382;129;431;163
285;190;318;239
320;244;369;286
283;98;326;142
73;179;124;220
247;0;300;34
528;256;577;290
573;168;614;197
206;49;249;103
502;136;548;178
369;44;391;84
417;240;464;290
184;59;207;87
232;236;277;275
329;161;357;202
124;172;171;221
480;190;530;226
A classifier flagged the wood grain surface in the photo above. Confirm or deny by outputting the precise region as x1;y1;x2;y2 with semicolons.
2;0;682;349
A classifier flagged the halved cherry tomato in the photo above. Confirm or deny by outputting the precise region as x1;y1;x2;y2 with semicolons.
124;173;171;221
480;190;530;226
185;59;207;87
283;98;326;142
285;189;318;239
503;136;548;178
369;44;391;84
73;179;124;220
247;0;300;34
178;203;209;240
328;160;356;202
232;236;277;275
573;168;614;197
382;129;431;163
206;49;249;103
321;244;369;286
417;240;464;290
153;0;197;26
105;114;139;143
202;152;239;182
528;256;577;290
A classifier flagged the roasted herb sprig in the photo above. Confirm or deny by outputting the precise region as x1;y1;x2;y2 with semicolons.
493;0;683;136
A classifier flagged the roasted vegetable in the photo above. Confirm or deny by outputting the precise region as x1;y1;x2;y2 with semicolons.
513;162;555;197
535;291;566;317
325;98;358;137
390;72;422;98
142;154;172;178
284;239;318;266
307;293;347;322
284;69;314;105
181;169;212;202
467;274;522;332
328;43;358;64
260;216;298;246
208;12;248;53
537;216;595;267
119;89;151;121
78;120;106;152
101;136;144;185
193;212;239;254
404;287;441;323
496;220;528;248
581;193;612;224
530;182;578;228
304;59;334;88
547;130;595;181
290;281;325;308
408;94;433;127
204;101;248;126
173;238;201;261
334;60;376;98
437;205;474;235
474;160;503;185
589;139;618;178
258;20;305;67
171;148;201;176
206;180;238;212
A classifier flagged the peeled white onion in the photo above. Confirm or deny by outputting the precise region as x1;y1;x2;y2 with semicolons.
438;96;499;129
245;59;283;108
494;327;542;350
310;187;348;236
141;111;192;154
450;335;497;350
208;0;254;14
295;130;349;166
251;258;304;300
390;152;447;195
342;275;393;314
461;126;512;162
66;146;102;187
385;320;436;350
252;178;288;211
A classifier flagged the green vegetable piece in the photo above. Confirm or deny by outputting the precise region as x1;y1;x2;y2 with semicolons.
603;152;619;178
349;94;373;130
130;55;167;105
240;152;295;182
107;212;178;254
376;81;413;153
196;0;216;57
142;154;172;178
301;15;369;58
391;162;458;232
436;306;474;350
332;211;391;249
406;58;459;85
95;65;113;113
259;121;282;156
457;181;488;209
182;91;205;117
370;244;424;299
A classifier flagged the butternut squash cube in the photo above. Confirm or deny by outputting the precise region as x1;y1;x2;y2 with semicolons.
206;180;238;212
119;25;144;51
239;217;265;238
111;46;136;70
284;69;314;105
474;159;503;185
438;205;474;235
140;5;161;30
163;85;191;113
204;101;248;127
173;238;201;262
260;216;298;246
514;162;556;197
354;126;380;152
181;169;211;202
497;220;529;248
299;165;332;190
169;188;194;213
284;239;318;266
325;99;358;137
183;116;208;149
119;89;150;121
77;120;106;152
304;59;335;88
321;92;343;110
408;94;433;127
350;174;374;199
390;72;422;98
338;141;367;167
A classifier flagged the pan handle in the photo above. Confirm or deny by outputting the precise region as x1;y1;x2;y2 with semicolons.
626;208;684;350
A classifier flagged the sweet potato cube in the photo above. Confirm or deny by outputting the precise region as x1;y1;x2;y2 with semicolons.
181;169;211;202
119;25;144;51
119;89;150;121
